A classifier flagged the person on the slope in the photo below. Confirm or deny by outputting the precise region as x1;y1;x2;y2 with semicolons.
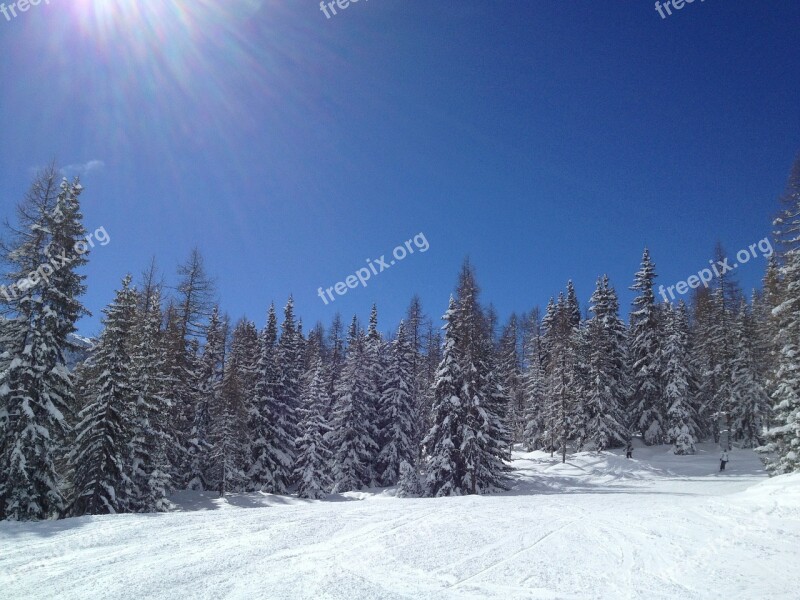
625;441;633;459
720;450;729;472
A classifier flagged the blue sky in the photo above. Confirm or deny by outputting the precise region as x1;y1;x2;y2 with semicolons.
1;0;798;336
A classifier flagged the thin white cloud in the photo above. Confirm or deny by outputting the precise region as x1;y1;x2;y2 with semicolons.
61;160;105;177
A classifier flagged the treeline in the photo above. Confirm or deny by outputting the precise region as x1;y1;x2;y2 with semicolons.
1;157;799;521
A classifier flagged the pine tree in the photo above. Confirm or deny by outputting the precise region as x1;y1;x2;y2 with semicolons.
397;460;422;498
0;171;88;521
249;304;296;493
498;315;524;445
365;305;387;483
707;245;743;448
662;303;699;455
456;263;511;492
377;321;417;485
405;296;428;457
325;312;345;417
544;293;579;462
585;276;630;451
729;301;770;448
328;323;380;493
423;298;466;497
69;276;138;516
424;263;510;495
759;156;800;473
522;308;547;451
209;317;248;496
187;306;224;491
294;355;332;499
128;287;173;511
629;249;666;445
166;250;216;487
274;297;301;477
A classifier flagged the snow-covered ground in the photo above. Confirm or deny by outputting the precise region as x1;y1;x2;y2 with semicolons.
2;443;799;599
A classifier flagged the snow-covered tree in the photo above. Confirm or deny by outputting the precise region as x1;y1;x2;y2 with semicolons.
186;306;224;491
424;262;510;495
209;318;249;497
69;276;138;516
498;315;524;445
328;323;380;493
521;308;547;451
629;249;666;445
759;156;800;473
584;276;630;451
662;302;699;455
249;304;296;493
728;301;770;448
0;171;88;521
128;287;173;511
397;460;422;498
423;298;465;497
294;355;332;499
377;321;417;485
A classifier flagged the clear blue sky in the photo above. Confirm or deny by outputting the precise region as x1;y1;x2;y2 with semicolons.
1;1;798;336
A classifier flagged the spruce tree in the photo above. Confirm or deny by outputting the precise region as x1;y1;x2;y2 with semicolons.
209;318;248;496
0;171;88;521
662;302;699;455
585;276;630;451
249;304;296;493
188;306;224;490
759;156;800;473
423;298;466;497
424;263;510;495
69;276;138;516
377;321;417;485
729;301;770;448
522;308;547;451
498;315;524;445
629;249;666;445
328;322;380;493
128;288;173;511
294;355;332;499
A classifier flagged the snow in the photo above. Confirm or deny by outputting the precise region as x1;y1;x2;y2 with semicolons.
2;443;798;599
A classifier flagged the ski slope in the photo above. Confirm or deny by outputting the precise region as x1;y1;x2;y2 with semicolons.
2;443;799;599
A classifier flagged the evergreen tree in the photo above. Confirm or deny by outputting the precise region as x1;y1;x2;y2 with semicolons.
585;276;630;451
187;306;224;490
662;303;699;455
629;249;666;445
759;156;800;473
377;321;417;485
0;171;88;521
498;315;524;445
328;323;380;493
522;308;547;451
397;460;422;498
128;287;173;511
294;355;332;499
166;250;216;487
249;304;296;493
69;276;137;516
456;264;511;492
209;318;248;496
274;297;301;475
729;301;770;448
423;298;465;497
424;262;510;495
405;296;428;456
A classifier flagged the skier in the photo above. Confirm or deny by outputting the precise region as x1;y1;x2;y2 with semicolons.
720;450;729;472
625;441;633;459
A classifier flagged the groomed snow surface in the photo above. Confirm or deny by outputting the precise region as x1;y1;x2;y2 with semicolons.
2;443;799;599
